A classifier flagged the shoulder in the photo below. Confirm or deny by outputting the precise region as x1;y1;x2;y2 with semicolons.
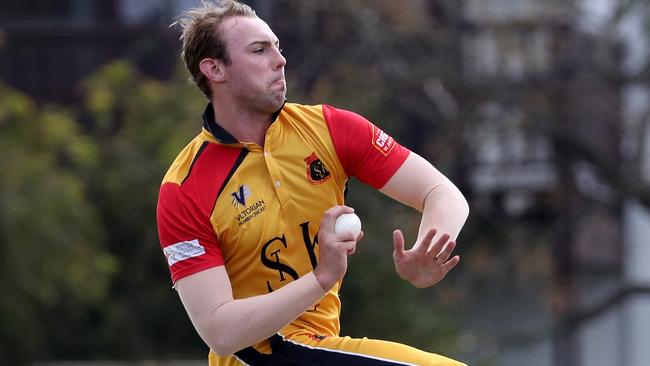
162;134;210;185
281;102;326;122
280;102;367;133
160;134;245;217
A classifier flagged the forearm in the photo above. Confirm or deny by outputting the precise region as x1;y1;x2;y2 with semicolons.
185;272;325;356
418;183;469;241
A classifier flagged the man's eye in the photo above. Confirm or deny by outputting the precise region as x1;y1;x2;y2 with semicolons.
253;49;264;54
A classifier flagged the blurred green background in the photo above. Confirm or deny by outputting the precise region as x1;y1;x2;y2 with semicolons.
1;1;650;365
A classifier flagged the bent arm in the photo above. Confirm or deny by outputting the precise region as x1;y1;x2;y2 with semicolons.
380;152;469;241
175;266;325;356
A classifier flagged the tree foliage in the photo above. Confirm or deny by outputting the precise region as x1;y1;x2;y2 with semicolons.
77;61;208;359
0;85;115;363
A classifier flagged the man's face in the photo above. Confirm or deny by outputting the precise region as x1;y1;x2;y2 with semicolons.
219;16;286;113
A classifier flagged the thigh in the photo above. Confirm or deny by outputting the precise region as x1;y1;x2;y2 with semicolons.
264;332;467;366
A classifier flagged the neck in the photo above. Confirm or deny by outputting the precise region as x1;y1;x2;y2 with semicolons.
211;100;274;147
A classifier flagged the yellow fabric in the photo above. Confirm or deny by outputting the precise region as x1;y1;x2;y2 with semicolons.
206;104;346;362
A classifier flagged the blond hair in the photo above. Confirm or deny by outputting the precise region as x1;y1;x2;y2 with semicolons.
173;0;257;99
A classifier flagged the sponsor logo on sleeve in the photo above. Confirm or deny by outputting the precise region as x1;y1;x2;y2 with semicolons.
163;239;205;266
371;126;396;156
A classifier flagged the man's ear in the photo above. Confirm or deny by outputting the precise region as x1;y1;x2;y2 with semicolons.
199;58;226;83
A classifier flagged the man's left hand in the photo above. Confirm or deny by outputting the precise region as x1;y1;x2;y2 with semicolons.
392;228;460;288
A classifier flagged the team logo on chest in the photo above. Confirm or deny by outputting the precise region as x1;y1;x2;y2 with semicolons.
304;152;331;184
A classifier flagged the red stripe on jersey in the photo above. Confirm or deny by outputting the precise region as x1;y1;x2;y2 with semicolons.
322;104;410;189
157;143;243;283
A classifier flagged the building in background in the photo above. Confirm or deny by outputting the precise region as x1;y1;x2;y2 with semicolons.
0;0;180;103
0;1;276;104
462;0;650;365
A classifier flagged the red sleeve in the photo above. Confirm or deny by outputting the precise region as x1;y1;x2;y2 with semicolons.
157;181;224;284
322;104;410;188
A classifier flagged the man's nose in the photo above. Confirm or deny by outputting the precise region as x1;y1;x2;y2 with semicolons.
273;48;286;69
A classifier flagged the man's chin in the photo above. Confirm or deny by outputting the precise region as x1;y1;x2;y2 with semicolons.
244;92;286;114
267;93;286;111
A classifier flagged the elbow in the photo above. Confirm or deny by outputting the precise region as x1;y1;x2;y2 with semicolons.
460;192;470;221
456;188;470;226
436;183;470;220
211;342;239;357
197;321;246;356
205;334;246;356
197;303;261;356
441;183;470;227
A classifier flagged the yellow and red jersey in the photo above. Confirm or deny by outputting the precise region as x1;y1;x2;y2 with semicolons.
157;102;409;363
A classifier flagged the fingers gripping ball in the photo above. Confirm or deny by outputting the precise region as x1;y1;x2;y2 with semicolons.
334;213;362;238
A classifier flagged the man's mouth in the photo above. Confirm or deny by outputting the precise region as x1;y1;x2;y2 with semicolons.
271;78;285;88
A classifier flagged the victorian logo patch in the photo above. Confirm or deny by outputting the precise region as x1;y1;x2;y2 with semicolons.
231;184;266;225
231;185;251;208
304;152;331;184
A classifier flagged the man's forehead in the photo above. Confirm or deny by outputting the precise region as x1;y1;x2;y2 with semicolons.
221;16;278;45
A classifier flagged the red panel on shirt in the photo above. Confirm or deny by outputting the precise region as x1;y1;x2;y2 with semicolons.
157;143;242;284
322;104;410;188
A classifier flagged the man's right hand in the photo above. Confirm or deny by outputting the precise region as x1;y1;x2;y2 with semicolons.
313;205;361;291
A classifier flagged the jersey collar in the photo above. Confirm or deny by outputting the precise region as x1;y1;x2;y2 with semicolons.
202;102;286;144
202;103;238;144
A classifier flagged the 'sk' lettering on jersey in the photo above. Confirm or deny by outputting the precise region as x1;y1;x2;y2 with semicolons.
156;103;409;361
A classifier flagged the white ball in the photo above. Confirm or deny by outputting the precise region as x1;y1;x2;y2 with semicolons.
334;213;362;237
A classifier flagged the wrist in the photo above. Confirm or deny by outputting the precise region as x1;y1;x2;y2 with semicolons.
312;268;336;292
